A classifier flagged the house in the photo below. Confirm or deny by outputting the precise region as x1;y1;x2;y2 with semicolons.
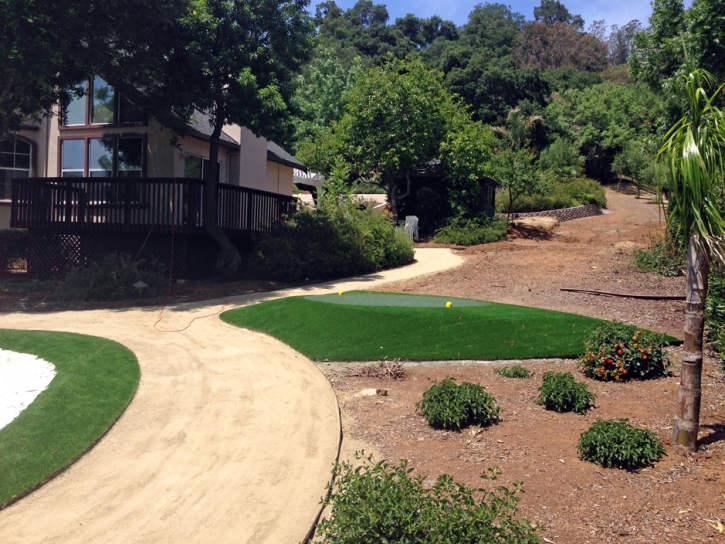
2;76;306;278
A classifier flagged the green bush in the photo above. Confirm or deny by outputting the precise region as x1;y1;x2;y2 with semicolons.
706;268;725;368
633;236;684;276
61;253;167;301
250;201;414;281
578;321;669;381
416;378;500;430
578;419;666;470
495;365;531;378
497;177;606;213
433;215;508;246
0;229;28;272
536;371;596;414
315;453;540;544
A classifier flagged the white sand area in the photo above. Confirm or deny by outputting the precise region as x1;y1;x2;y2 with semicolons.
0;349;56;431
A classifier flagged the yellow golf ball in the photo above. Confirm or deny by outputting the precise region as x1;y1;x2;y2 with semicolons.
338;290;344;296
446;301;452;308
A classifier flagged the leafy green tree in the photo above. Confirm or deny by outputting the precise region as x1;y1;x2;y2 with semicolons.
302;57;452;217
533;0;584;30
660;62;725;450
492;148;545;220
150;0;313;275
538;136;585;178
290;46;362;151
545;82;666;181
611;140;656;196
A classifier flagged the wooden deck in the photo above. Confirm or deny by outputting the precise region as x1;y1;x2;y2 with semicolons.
11;178;295;235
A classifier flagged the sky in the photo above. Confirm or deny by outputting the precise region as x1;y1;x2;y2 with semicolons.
328;0;658;32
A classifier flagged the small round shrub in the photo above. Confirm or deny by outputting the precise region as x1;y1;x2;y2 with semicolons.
0;229;28;272
416;378;500;430
495;365;530;378
315;453;540;544
578;419;666;470
578;321;669;381
536;371;596;414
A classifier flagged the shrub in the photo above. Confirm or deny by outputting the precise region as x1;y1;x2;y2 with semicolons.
315;453;540;544
536;371;596;414
497;177;606;213
434;215;508;246
0;229;28;272
633;236;684;276
250;201;414;281
416;378;500;430
495;365;530;378
578;321;669;381
578;419;666;470
61;253;167;301
706;268;725;368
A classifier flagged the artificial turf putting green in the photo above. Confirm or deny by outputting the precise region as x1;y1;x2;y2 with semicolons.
221;291;614;361
0;330;139;509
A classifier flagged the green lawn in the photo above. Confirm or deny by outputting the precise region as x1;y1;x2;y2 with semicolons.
0;330;140;509
221;292;616;361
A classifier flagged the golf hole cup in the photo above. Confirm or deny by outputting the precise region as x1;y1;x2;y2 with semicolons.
446;301;453;308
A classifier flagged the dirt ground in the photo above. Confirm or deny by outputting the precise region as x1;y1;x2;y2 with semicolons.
322;187;725;543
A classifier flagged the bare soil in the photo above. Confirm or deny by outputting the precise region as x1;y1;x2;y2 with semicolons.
322;187;725;543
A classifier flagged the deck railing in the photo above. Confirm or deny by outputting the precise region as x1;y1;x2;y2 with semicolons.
11;178;296;234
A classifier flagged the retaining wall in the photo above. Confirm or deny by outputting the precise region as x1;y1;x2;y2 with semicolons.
500;204;603;223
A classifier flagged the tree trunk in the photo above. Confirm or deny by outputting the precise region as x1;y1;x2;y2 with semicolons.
672;233;709;450
387;178;399;220
203;115;243;278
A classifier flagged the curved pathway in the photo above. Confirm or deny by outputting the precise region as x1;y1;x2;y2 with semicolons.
0;249;463;544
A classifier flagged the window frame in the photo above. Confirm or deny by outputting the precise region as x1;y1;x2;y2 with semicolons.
184;153;223;183
0;138;34;202
58;134;147;178
60;78;147;129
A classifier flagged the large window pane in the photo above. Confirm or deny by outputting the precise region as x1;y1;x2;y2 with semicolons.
0;171;11;200
91;77;115;124
117;138;143;176
61;140;85;177
63;86;87;126
118;94;145;124
89;138;114;177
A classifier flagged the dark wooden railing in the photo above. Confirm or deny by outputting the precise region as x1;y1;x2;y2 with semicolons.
11;178;296;234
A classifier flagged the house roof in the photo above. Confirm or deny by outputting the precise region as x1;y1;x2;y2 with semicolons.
267;140;307;172
187;110;239;148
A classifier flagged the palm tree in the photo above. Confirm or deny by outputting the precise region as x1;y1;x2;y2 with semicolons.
660;61;725;450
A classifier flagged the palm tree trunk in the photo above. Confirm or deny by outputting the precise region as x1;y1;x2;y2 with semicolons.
672;233;709;450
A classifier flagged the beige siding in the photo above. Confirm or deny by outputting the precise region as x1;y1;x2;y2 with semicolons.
265;162;294;196
239;127;267;191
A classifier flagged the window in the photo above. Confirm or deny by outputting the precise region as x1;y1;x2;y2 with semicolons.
184;154;221;182
61;137;144;177
0;139;31;200
62;77;145;126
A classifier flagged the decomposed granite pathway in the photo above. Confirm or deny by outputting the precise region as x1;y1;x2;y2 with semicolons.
0;248;463;544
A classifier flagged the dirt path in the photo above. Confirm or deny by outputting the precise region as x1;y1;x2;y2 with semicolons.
381;188;686;337
0;248;463;544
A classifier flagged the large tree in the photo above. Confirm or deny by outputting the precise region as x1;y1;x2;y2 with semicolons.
299;57;453;217
515;21;607;72
660;63;725;451
151;0;313;276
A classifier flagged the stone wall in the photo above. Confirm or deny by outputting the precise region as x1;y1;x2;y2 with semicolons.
501;204;603;223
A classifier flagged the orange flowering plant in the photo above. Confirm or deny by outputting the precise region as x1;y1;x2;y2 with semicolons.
578;321;670;381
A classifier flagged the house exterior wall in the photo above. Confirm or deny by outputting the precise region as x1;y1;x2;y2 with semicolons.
239;127;267;191
265;162;294;196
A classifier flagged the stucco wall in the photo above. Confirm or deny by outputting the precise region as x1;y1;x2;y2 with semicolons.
265;162;294;196
239;127;267;191
0;202;10;229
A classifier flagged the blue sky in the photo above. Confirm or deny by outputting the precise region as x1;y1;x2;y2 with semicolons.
328;1;657;32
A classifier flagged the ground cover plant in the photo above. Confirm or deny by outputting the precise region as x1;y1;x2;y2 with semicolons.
314;453;540;544
496;178;606;214
495;365;531;378
0;330;139;508
632;236;685;277
433;215;508;246
536;371;595;414
221;292;617;361
416;378;500;430
577;419;667;471
579;321;670;381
